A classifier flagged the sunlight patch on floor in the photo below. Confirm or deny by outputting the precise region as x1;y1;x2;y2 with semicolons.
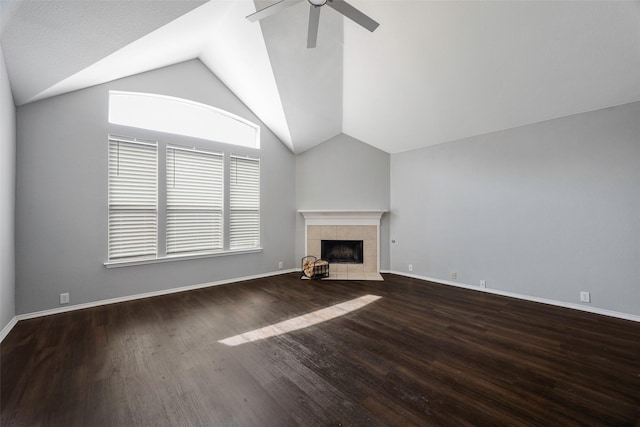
218;294;382;346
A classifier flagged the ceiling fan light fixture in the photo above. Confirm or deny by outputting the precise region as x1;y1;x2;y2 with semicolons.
247;0;379;48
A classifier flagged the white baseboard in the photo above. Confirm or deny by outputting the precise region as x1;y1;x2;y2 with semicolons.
387;271;640;323
0;316;18;343
14;269;298;323
6;269;635;344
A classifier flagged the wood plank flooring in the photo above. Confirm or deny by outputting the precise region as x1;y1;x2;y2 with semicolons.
2;273;640;426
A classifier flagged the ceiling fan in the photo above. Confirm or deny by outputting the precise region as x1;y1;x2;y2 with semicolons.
247;0;379;48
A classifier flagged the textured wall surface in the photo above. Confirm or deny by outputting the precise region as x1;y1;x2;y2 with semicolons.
15;60;296;314
0;46;16;331
391;101;640;316
295;134;390;269
2;0;205;104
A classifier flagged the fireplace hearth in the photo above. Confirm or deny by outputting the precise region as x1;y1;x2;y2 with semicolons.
322;240;363;264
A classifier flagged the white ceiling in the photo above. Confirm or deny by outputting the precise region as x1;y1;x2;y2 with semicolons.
2;0;640;154
0;0;206;104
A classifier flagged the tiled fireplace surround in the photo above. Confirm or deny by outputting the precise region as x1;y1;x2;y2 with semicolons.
299;210;386;280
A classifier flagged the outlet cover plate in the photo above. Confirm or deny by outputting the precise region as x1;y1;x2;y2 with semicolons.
580;291;591;303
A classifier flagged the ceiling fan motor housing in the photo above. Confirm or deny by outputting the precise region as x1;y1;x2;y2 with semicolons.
247;0;379;49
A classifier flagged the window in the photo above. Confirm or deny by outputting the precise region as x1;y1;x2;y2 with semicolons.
108;138;158;260
230;156;260;249
108;91;260;149
107;140;261;264
106;93;262;266
167;146;224;255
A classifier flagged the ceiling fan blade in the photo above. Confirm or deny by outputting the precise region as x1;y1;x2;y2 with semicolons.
327;0;379;32
307;5;321;48
246;0;305;22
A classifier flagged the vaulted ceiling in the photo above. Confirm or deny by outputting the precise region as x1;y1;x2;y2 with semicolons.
2;0;640;154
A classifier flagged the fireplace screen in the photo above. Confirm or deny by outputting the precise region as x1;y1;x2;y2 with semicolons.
321;240;363;264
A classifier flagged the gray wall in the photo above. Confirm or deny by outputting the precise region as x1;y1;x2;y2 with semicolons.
295;133;390;268
0;46;16;331
391;101;640;316
15;60;296;315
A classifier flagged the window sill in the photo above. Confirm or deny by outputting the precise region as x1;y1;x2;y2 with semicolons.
104;248;263;268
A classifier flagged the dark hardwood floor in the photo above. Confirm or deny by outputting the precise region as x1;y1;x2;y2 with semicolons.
2;273;639;426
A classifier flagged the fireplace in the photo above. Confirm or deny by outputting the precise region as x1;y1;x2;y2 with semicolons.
299;210;387;280
322;240;363;264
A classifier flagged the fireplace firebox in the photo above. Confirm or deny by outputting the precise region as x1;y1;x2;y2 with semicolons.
321;240;363;264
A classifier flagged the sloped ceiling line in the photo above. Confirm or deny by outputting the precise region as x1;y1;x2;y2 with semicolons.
2;0;640;155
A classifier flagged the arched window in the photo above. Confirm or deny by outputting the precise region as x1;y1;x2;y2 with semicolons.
108;91;259;149
106;92;262;266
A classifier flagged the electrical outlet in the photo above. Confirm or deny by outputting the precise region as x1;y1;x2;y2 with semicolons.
408;264;413;272
480;280;486;288
60;293;69;304
278;261;284;269
580;291;591;303
451;272;457;280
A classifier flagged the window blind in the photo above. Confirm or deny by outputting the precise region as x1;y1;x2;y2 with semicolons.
229;155;260;249
108;138;158;260
167;146;224;255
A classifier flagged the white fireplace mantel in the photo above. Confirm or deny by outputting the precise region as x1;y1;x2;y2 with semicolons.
300;210;387;278
298;210;386;226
